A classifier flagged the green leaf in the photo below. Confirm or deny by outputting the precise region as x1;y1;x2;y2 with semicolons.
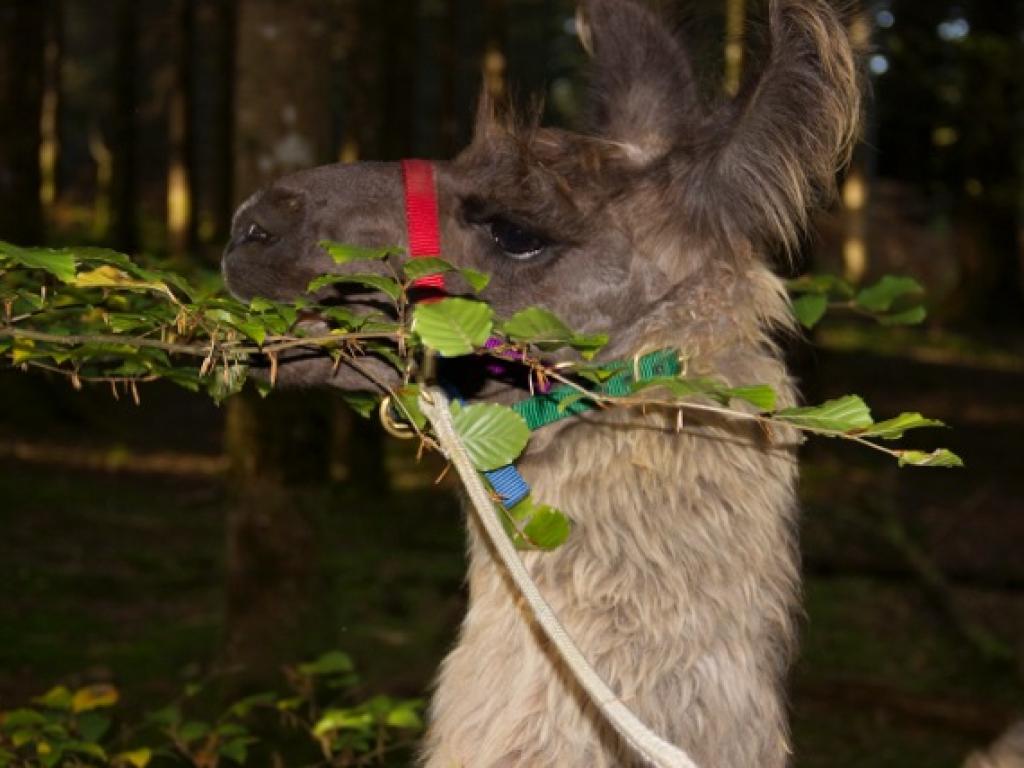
298;650;354;677
340;392;380;419
0;242;77;282
233;320;267;346
177;720;211;744
313;709;375;736
219;738;256;764
451;403;531;472
38;742;63;768
11;339;37;365
402;257;453;282
897;449;964;468
384;703;424;730
572;335;608;360
275;697;303;712
144;705;181;728
412;298;493;357
521;506;572;550
106;313;157;334
855;275;924;313
11;729;36;748
227;692;277;719
857;412;945;440
401;258;491;293
320;241;401;264
114;748;153;768
878;306;928;326
72;266;171;295
32;687;72;711
792;294;828;329
459;268;491;293
307;273;401;301
786;274;854;298
394;385;427;430
248;297;275;312
574;365;619;385
633;376;723;400
320;305;367;330
207;364;248;405
65;741;107;761
500;307;606;357
76;712;112;742
71;684;119;714
776;396;874;433
1;709;47;731
502;498;572;550
724;385;777;412
501;307;572;345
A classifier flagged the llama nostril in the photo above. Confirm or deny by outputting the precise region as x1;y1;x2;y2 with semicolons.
242;222;274;245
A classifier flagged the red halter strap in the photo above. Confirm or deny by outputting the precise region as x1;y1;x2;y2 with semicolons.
401;159;446;293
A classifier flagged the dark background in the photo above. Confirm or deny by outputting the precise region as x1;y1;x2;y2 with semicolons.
1;1;1022;766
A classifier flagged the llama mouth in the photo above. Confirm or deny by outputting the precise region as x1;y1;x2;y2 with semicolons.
244;302;403;392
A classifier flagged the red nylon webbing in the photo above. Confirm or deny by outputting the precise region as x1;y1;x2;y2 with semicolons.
401;159;446;291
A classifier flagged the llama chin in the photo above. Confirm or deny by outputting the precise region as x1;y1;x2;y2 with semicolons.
223;1;862;765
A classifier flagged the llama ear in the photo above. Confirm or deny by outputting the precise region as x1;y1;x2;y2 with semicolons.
579;0;701;164
467;86;515;149
679;0;862;253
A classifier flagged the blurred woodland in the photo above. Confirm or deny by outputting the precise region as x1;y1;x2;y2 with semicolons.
1;1;1023;766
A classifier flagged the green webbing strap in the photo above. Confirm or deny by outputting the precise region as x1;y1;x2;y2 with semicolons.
512;348;680;432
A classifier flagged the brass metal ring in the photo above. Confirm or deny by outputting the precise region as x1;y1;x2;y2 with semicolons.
379;395;417;440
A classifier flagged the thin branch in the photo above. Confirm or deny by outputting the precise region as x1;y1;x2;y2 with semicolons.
0;326;400;358
536;365;907;462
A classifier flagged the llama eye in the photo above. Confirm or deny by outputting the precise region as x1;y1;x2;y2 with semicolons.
242;222;273;245
488;218;547;260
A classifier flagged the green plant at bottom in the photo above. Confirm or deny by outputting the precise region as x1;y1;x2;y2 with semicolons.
0;651;423;768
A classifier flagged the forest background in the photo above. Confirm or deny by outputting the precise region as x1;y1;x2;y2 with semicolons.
1;1;1023;766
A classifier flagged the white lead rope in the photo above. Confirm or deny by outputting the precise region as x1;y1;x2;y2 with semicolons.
418;388;700;768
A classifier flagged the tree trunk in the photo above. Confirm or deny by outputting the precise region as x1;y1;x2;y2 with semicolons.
0;2;46;245
224;0;336;677
167;0;196;257
112;0;138;253
223;389;333;673
39;0;62;232
233;0;333;197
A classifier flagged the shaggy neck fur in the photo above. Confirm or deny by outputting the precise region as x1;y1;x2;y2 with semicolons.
422;265;801;768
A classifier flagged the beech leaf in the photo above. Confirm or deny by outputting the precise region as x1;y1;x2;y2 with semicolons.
412;298;493;357
451;403;530;472
897;449;964;468
776;396;874;433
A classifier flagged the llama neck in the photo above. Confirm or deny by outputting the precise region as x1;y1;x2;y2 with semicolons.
427;274;803;768
508;337;801;766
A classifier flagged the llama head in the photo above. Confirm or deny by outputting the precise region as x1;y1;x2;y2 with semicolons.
222;0;861;391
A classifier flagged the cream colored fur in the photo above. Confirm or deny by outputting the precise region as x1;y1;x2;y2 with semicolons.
966;723;1024;768
422;265;802;768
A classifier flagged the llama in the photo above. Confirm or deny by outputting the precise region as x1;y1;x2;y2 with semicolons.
221;0;860;765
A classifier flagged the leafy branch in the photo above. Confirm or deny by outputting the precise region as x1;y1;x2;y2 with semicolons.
1;240;962;554
787;273;928;330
